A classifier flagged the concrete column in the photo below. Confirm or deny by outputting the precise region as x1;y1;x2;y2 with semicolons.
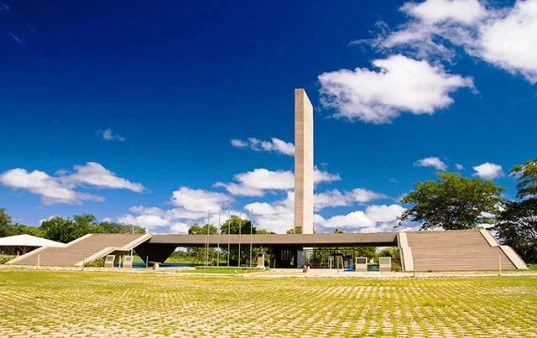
294;89;314;234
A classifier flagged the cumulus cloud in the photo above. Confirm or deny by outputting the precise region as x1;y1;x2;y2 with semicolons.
414;156;447;171
314;188;386;211
65;162;145;192
231;137;295;156
402;0;486;25
0;162;144;204
377;0;537;83
0;168;103;204
316;204;406;233
245;192;295;234
478;0;537;82
216;167;339;197
472;162;504;180
318;55;473;123
119;188;234;233
99;128;125;142
455;163;464;170
170;187;233;213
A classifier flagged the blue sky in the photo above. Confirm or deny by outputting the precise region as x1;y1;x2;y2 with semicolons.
1;0;535;233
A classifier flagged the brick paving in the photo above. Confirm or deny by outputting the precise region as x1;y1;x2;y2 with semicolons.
0;269;536;337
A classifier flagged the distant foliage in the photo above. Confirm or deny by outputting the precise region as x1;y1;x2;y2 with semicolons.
40;213;145;243
0;208;45;237
495;159;537;263
399;172;504;230
511;158;537;199
496;199;537;263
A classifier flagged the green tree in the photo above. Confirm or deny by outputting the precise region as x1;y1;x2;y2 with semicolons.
512;158;537;199
220;215;256;234
0;208;46;237
95;221;145;234
40;216;78;243
495;199;537;263
399;172;504;230
0;208;12;228
188;223;218;235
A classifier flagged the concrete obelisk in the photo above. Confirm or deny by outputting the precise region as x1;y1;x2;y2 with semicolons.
294;89;314;234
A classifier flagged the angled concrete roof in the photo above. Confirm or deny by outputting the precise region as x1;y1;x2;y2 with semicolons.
149;233;399;247
0;234;66;248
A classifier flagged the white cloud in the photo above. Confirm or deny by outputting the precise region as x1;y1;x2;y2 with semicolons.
414;156;447;171
377;0;537;83
472;162;504;180
99;128;125;142
119;188;234;233
479;1;537;82
0;168;103;204
318;55;473;124
316;204;406;233
245;192;295;234
0;162;144;204
402;0;486;25
231;137;295;156
231;139;248;148
351;188;386;203
314;188;386;211
314;168;341;184
216;167;339;197
170;187;233;213
215;168;294;197
455;163;464;170
65;162;145;192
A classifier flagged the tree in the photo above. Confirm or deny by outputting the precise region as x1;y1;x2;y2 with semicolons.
495;159;537;263
95;221;145;234
0;208;12;228
40;213;145;243
399;172;504;230
511;158;537;199
188;223;217;235
495;199;537;263
40;216;78;243
220;215;256;235
0;208;46;237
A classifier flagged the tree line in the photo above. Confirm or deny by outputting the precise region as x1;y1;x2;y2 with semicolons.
0;212;145;243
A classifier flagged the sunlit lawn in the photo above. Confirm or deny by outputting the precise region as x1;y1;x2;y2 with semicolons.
0;270;536;337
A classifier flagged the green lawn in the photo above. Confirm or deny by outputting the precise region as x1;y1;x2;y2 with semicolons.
0;270;536;337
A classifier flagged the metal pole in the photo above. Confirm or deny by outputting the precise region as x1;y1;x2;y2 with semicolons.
217;210;221;267
249;212;253;269
238;213;241;268
227;210;231;267
205;211;210;267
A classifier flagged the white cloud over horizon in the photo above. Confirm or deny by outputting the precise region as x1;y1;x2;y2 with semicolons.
414;156;447;171
0;162;144;204
472;162;504;180
231;137;295;156
318;54;473;124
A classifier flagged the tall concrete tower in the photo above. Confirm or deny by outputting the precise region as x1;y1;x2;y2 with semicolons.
294;89;314;234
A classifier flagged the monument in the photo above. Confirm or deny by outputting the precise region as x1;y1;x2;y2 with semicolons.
294;89;314;234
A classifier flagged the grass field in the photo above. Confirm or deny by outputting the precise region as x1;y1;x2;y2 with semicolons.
0;270;536;337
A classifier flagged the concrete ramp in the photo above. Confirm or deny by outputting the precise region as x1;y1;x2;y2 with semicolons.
7;234;151;267
404;230;526;271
